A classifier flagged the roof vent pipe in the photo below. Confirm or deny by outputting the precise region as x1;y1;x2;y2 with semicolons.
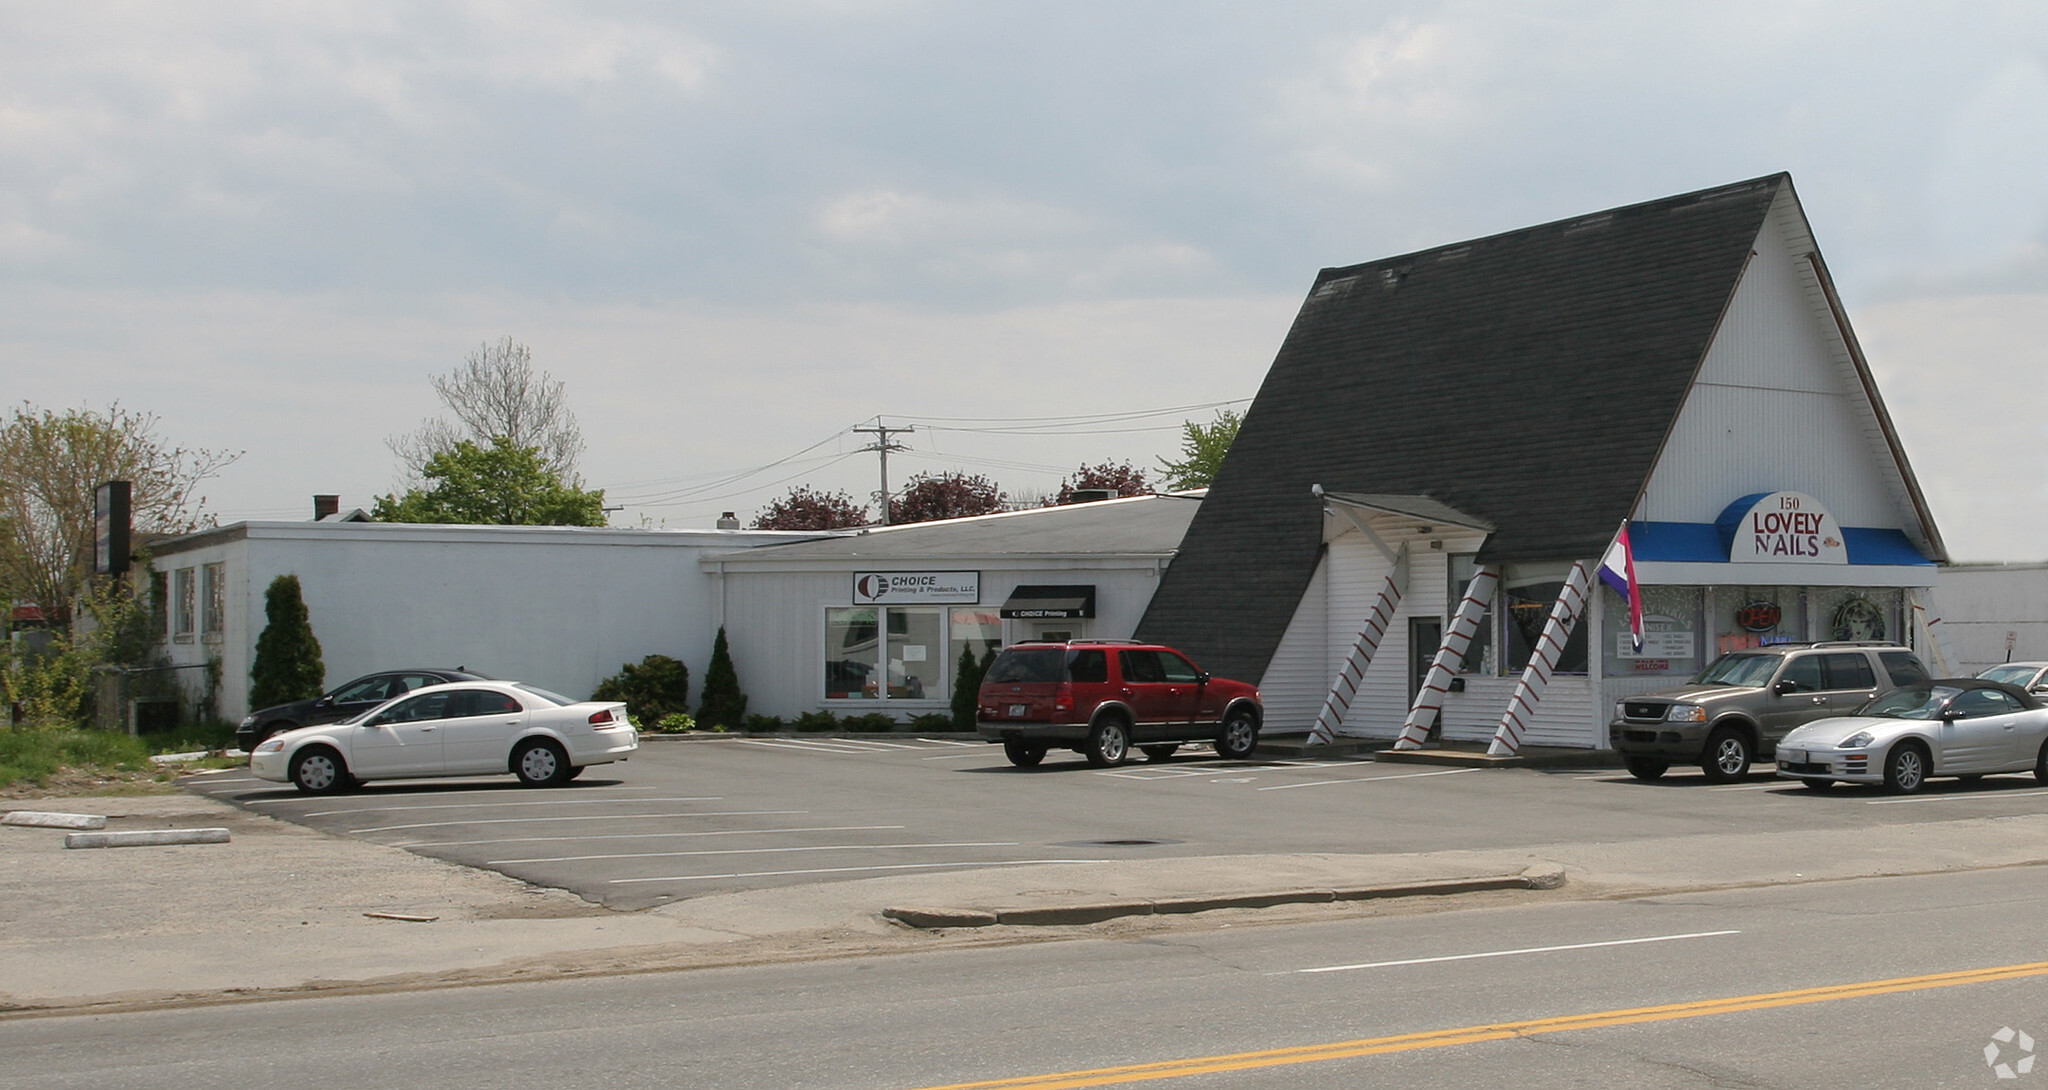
715;512;741;530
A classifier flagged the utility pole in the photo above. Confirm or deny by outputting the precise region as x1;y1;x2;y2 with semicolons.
852;420;915;525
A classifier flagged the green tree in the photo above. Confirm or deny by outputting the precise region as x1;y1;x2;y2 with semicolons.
591;654;691;726
950;645;996;731
248;575;325;711
0;403;236;626
1156;409;1242;491
372;437;606;526
697;627;748;729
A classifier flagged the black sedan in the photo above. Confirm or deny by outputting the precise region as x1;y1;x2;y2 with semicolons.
236;668;491;751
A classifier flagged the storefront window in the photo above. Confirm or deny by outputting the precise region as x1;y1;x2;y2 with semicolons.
1711;586;1803;654
825;608;880;699
826;606;961;702
1449;555;1495;674
1602;584;1703;678
1503;563;1588;674
1810;587;1902;644
949;609;1003;683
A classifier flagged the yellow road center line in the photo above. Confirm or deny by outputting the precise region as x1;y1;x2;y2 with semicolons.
907;959;2048;1090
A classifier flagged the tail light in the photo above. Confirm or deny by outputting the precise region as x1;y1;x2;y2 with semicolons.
1053;684;1073;714
589;708;616;725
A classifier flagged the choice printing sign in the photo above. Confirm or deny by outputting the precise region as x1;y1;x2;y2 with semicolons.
1723;491;1847;564
852;571;981;604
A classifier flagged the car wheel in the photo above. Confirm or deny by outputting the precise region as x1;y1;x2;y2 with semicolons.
1622;757;1668;781
1700;727;1752;783
290;747;349;795
1141;744;1179;762
257;721;297;747
564;765;586;781
1084;717;1131;767
1003;740;1047;767
1800;778;1835;791
513;739;573;786
1215;708;1260;760
1883;741;1929;794
2036;740;2048;785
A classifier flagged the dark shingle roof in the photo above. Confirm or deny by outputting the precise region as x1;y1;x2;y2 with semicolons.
1136;175;1788;682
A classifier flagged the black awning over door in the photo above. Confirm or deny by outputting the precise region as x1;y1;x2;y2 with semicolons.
999;584;1096;619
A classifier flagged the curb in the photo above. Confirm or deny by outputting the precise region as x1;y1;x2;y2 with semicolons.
882;864;1567;929
64;829;232;849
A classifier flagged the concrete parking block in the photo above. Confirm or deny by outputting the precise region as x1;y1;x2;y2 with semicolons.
64;829;232;849
2;811;108;830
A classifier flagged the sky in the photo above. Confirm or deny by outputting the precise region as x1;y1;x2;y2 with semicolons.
2;2;2045;560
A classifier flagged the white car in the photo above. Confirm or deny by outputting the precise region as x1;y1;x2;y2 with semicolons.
1977;661;2048;696
250;680;637;793
1774;679;2048;793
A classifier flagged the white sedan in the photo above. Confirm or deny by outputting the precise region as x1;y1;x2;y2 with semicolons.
1775;679;2048;793
250;680;637;793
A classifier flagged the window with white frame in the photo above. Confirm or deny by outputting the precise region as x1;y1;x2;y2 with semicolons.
202;562;226;637
824;606;964;702
174;568;196;639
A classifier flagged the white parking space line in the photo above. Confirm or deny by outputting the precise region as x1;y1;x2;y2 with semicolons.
1100;767;1209;780
391;824;906;849
610;858;1112;884
1709;782;1789;792
922;750;1005;760
348;810;806;834
1288;930;1743;974
234;783;676;804
918;738;979;746
820;737;927;750
301;797;720;817
739;739;894;755
1866;788;2048;805
489;841;1019;865
1257;767;1479;791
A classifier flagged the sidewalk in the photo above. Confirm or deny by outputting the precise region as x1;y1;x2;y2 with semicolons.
6;785;2048;1016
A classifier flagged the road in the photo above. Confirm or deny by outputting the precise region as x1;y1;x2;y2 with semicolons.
7;864;2044;1089
190;734;2048;909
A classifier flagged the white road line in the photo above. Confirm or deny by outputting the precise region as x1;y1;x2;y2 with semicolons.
302;797;720;817
1290;930;1743;974
918;738;979;746
921;750;1003;760
1257;767;1479;791
822;737;926;750
391;824;906;848
1867;788;2048;805
348;810;805;834
610;858;1112;884
239;784;674;804
739;739;886;755
1708;782;1787;792
489;841;1019;865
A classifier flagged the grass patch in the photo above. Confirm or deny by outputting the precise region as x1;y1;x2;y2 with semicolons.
0;723;239;795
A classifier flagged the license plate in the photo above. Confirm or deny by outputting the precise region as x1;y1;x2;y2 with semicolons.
1008;704;1027;717
1780;749;1805;763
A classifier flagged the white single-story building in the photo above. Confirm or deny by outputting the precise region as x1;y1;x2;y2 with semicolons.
1137;174;1945;750
702;493;1203;721
148;516;823;723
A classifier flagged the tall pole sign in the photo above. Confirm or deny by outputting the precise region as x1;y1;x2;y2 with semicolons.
94;480;131;578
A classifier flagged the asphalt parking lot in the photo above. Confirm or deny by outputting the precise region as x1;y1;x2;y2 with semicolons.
190;735;2048;910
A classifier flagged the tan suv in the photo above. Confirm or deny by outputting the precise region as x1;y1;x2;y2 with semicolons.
1610;642;1930;782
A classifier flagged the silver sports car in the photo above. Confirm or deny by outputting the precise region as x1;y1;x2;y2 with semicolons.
1774;679;2048;793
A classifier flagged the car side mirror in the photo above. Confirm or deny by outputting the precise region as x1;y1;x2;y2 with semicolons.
315;695;334;707
1195;671;1210;685
1772;680;1797;696
1938;707;1962;722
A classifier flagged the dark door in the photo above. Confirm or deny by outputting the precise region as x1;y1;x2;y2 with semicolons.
1409;617;1441;740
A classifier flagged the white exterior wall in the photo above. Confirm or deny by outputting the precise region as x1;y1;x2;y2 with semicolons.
708;558;1169;721
153;524;813;723
1255;556;1331;733
1636;203;1903;529
1931;565;2048;673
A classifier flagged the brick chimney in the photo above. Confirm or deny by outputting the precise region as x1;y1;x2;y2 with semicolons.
313;495;340;521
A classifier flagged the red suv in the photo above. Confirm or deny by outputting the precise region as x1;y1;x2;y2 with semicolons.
976;640;1263;767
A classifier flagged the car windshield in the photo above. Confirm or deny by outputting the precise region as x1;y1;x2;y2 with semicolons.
1858;685;1963;719
516;684;577;706
1977;664;2039;686
985;648;1064;684
1691;653;1781;687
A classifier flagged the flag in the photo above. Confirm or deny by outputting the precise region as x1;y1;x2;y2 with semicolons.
1599;521;1644;654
